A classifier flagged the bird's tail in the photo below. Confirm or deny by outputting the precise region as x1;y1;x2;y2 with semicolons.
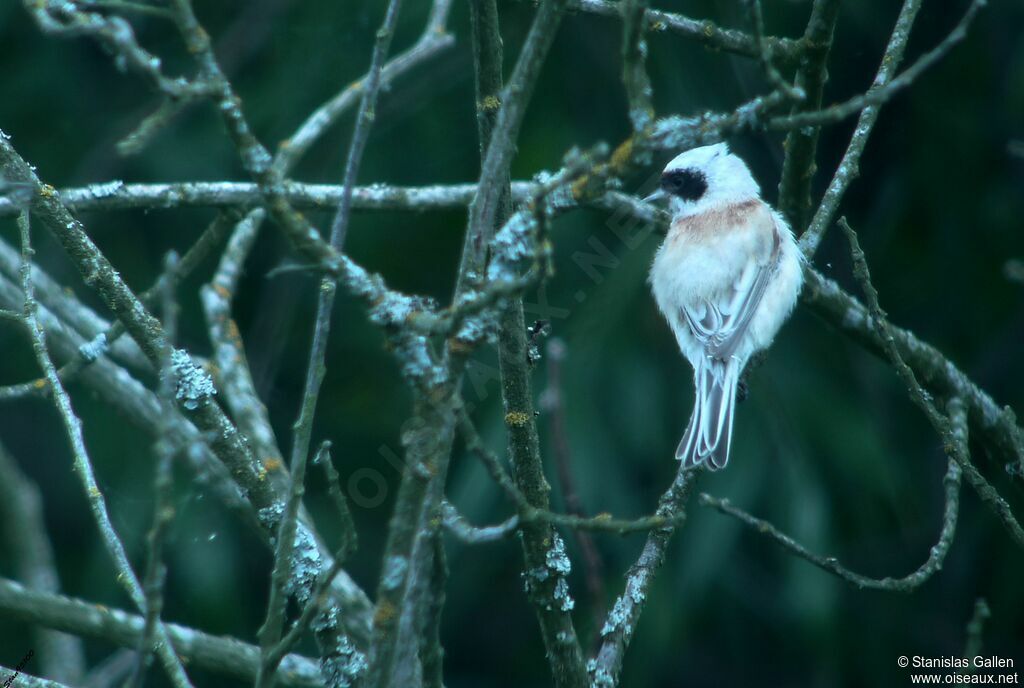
676;356;742;470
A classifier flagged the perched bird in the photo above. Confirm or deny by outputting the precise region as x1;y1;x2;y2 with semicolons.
646;142;803;470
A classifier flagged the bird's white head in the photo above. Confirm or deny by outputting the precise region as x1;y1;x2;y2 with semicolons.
646;142;761;218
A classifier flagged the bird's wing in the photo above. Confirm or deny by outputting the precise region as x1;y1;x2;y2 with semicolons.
681;216;782;362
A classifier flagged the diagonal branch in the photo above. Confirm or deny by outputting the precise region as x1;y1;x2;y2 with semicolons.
589;467;699;687
0;441;86;683
15;210;193;688
798;0;924;255
524;0;802;64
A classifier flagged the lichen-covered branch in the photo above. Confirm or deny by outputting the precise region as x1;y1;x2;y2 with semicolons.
0;210;232;401
456;402;689;534
536;0;803;64
364;391;452;688
128;252;182;688
543;338;605;634
0;181;537;216
0;132;376;649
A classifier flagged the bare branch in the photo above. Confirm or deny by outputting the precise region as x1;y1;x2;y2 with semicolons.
842;218;1024;548
0;136;377;647
963;598;991;660
127;251;182;688
798;0;983;254
948;399;1024;548
776;0;841;228
23;0;213;98
456;402;688;534
0;577;323;687
0;210;232;400
699;454;961;592
201;209;285;467
15;210;193;688
620;0;654;131
0;663;70;688
0;181;539;216
545;0;802;64
542;338;606;637
774;0;986;136
800;268;1024;475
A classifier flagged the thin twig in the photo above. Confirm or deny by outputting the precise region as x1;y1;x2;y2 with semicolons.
16;211;193;688
699;454;961;592
531;0;803;64
800;0;922;255
127;251;182;688
23;0;214;98
947;399;1024;548
456;402;688;534
0;128;377;650
773;0;986;136
744;0;805;101
962;598;991;661
800;267;1024;474
0;441;86;683
0;210;236;400
269;4;406;686
201;209;285;468
441;502;519;544
542;338;606;641
776;0;841;229
255;435;323;688
620;0;654;131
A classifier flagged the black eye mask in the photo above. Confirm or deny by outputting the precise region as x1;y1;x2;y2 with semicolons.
660;168;708;201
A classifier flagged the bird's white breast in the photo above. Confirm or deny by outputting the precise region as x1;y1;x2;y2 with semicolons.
649;199;802;365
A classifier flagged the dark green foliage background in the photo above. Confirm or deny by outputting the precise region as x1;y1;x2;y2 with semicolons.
1;0;1022;686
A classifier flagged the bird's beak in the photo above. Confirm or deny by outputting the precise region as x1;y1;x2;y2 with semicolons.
643;188;668;204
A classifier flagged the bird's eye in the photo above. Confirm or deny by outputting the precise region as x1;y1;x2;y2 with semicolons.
660;168;708;202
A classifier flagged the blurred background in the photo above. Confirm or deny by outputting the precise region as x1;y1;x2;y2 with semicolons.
1;0;1023;686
